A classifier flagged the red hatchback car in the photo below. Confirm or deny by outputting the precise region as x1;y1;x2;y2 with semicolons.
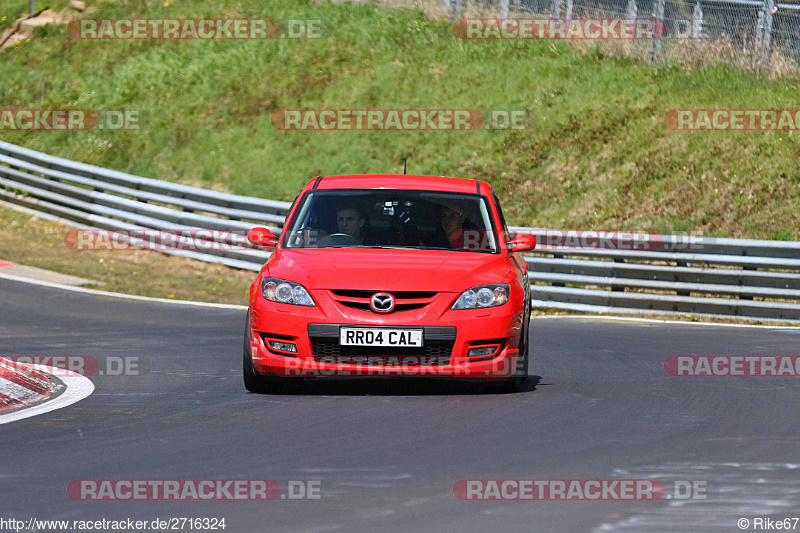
243;174;536;392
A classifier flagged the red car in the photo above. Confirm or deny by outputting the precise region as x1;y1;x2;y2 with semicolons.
243;174;536;392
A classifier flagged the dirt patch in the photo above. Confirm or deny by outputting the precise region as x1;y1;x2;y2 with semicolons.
1;4;94;51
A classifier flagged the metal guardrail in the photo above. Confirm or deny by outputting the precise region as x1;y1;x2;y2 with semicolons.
512;228;800;320
1;140;798;321
0;141;290;271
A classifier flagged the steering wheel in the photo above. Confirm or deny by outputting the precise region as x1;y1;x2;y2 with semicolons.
316;233;361;246
289;226;328;247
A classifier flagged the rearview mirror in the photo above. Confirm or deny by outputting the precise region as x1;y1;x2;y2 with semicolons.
508;233;536;253
248;227;277;247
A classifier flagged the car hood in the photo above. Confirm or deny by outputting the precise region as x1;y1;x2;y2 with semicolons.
265;248;512;292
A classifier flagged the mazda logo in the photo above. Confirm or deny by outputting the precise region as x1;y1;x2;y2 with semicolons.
370;292;395;313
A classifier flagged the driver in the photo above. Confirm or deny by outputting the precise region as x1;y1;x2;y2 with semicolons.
438;204;467;249
336;202;367;243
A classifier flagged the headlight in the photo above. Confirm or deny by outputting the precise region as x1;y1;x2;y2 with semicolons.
261;278;315;306
452;284;509;309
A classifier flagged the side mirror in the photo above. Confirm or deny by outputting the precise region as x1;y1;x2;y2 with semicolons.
248;227;277;247
508;233;536;253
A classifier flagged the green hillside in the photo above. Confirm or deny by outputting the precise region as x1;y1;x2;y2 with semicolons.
1;0;799;239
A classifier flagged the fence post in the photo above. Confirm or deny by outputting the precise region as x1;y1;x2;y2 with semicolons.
626;0;637;19
761;0;775;64
754;9;764;55
29;0;34;18
565;0;574;20
692;0;703;38
500;0;510;18
550;0;562;18
649;0;665;63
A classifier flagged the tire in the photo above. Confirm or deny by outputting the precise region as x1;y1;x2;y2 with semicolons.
496;299;531;393
242;312;284;394
518;303;531;381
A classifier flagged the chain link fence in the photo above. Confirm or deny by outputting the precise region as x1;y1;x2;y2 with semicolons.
360;0;800;73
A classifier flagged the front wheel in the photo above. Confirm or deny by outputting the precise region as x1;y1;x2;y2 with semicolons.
495;315;530;393
243;312;285;394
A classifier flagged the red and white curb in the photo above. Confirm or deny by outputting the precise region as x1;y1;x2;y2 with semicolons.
0;358;58;408
0;358;94;424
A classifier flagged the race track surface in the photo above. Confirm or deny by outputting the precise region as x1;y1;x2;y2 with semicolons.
1;277;799;532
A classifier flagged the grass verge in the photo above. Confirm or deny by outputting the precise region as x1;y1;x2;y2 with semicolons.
0;204;254;305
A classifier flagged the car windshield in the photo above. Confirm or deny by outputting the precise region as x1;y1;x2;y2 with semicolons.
282;189;499;253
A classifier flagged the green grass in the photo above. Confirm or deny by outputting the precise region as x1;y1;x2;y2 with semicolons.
1;1;28;34
0;204;254;304
1;0;799;239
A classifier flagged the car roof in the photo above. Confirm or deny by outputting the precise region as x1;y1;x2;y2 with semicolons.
304;174;491;195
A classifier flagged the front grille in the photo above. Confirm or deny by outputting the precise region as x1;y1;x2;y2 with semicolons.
336;301;429;312
329;290;437;299
329;289;437;314
311;341;453;366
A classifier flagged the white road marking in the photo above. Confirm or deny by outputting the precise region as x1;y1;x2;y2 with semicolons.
0;271;247;309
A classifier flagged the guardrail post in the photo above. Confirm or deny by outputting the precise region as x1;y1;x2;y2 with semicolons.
675;260;690;295
741;257;757;299
29;0;34;18
500;0;510;18
649;0;665;63
612;258;626;291
552;253;565;287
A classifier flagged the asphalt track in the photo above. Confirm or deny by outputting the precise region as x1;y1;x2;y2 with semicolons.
1;276;799;532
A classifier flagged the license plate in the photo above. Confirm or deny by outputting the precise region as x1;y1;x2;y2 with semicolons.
339;327;423;347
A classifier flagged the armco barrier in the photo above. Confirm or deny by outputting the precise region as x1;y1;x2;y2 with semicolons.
0;141;289;271
1;141;798;321
512;228;800;320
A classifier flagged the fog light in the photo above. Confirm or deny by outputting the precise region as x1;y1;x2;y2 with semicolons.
468;346;498;357
268;340;298;353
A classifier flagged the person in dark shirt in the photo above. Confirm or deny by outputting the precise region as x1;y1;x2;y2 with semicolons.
438;205;467;249
336;203;366;243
